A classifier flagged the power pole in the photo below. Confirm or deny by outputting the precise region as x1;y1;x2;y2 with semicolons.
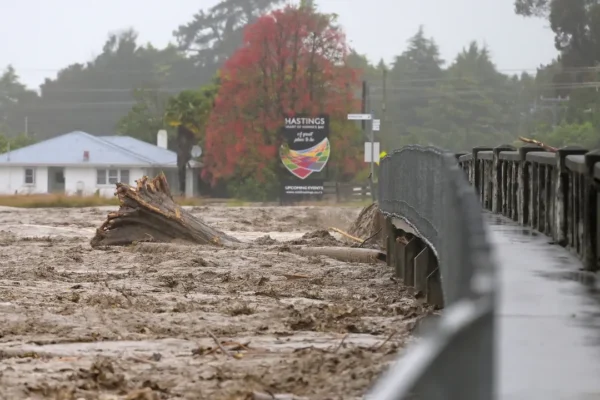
381;67;387;147
361;80;367;135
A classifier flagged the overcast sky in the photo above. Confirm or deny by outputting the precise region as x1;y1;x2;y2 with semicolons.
1;0;557;89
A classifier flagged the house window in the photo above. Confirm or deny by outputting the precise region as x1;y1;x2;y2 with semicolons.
120;169;130;184
96;169;129;185
108;169;119;184
97;169;107;185
24;168;35;185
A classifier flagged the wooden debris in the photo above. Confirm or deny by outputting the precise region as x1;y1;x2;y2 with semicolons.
518;136;558;152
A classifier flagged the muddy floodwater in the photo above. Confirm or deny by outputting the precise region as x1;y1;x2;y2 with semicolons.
0;205;428;400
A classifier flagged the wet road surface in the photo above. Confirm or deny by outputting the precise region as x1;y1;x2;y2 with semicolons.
487;214;600;400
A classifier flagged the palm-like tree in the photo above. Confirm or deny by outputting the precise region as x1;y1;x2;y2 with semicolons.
163;79;219;195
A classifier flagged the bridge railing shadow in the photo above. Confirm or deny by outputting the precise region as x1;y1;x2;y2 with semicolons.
368;145;497;400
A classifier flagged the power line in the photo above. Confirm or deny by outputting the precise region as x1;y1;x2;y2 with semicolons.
10;64;600;75
0;79;596;94
2;86;594;109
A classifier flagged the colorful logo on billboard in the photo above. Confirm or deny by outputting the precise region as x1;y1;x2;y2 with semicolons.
280;115;330;180
280;138;330;179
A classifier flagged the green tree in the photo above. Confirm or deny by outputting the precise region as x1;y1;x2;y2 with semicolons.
0;133;36;154
173;0;283;70
414;42;517;150
534;121;600;149
163;77;220;195
0;66;38;135
116;85;172;144
28;30;199;138
384;26;445;148
515;0;600;145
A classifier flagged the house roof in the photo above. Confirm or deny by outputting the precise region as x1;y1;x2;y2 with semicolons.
0;131;196;167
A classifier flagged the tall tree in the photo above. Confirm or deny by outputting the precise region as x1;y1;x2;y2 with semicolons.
515;0;600;142
418;42;517;150
116;85;171;144
202;3;361;199
164;77;220;195
0;133;36;154
384;26;444;148
26;30;198;138
174;0;283;71
514;0;550;16
0;66;38;135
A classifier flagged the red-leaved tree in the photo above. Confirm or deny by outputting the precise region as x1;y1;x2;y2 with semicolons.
202;3;363;194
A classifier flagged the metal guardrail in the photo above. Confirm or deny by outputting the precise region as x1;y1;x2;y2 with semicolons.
368;145;497;400
458;145;600;272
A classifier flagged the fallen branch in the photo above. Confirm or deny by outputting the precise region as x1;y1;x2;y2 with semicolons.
328;227;363;243
359;227;382;248
283;273;311;280
206;330;233;358
251;392;309;400
332;334;349;353
370;330;398;352
518;136;558;152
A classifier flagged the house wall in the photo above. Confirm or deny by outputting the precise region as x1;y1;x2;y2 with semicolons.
64;166;146;197
0;166;49;194
0;166;187;197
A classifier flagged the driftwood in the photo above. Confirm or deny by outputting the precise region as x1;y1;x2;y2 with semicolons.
91;174;384;266
90;173;240;248
289;246;386;263
518;136;558;152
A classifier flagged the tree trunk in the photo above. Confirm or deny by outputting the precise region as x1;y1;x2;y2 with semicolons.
90;173;240;248
176;125;195;196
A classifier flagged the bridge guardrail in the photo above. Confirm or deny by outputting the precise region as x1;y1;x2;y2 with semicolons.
458;145;600;272
369;145;496;400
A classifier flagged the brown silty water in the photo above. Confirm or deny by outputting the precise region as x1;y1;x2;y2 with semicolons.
0;205;429;400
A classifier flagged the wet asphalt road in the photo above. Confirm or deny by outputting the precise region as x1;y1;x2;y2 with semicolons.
487;215;600;400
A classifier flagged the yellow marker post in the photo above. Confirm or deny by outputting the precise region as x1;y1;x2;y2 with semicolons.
376;151;387;165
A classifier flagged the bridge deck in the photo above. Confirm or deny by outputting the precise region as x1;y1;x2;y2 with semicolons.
488;214;600;399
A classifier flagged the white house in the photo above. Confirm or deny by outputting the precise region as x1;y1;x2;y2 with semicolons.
0;131;201;197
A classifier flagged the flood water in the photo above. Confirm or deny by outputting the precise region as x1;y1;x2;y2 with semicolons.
487;214;600;400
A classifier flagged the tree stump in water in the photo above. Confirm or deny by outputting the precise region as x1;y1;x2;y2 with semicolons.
90;173;240;248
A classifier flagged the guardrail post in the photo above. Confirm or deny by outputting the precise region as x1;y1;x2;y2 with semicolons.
518;145;543;225
426;267;444;308
517;144;544;225
554;147;588;246
394;239;405;279
492;145;515;213
414;246;436;297
403;238;421;288
510;159;518;220
584;150;600;271
472;147;493;205
385;217;395;267
377;209;386;248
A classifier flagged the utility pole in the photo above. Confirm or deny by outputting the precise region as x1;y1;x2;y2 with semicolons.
24;116;28;136
361;80;367;135
381;67;387;149
347;88;375;200
370;107;375;181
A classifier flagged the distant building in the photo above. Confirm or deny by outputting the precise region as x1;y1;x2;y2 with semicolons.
0;131;201;197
